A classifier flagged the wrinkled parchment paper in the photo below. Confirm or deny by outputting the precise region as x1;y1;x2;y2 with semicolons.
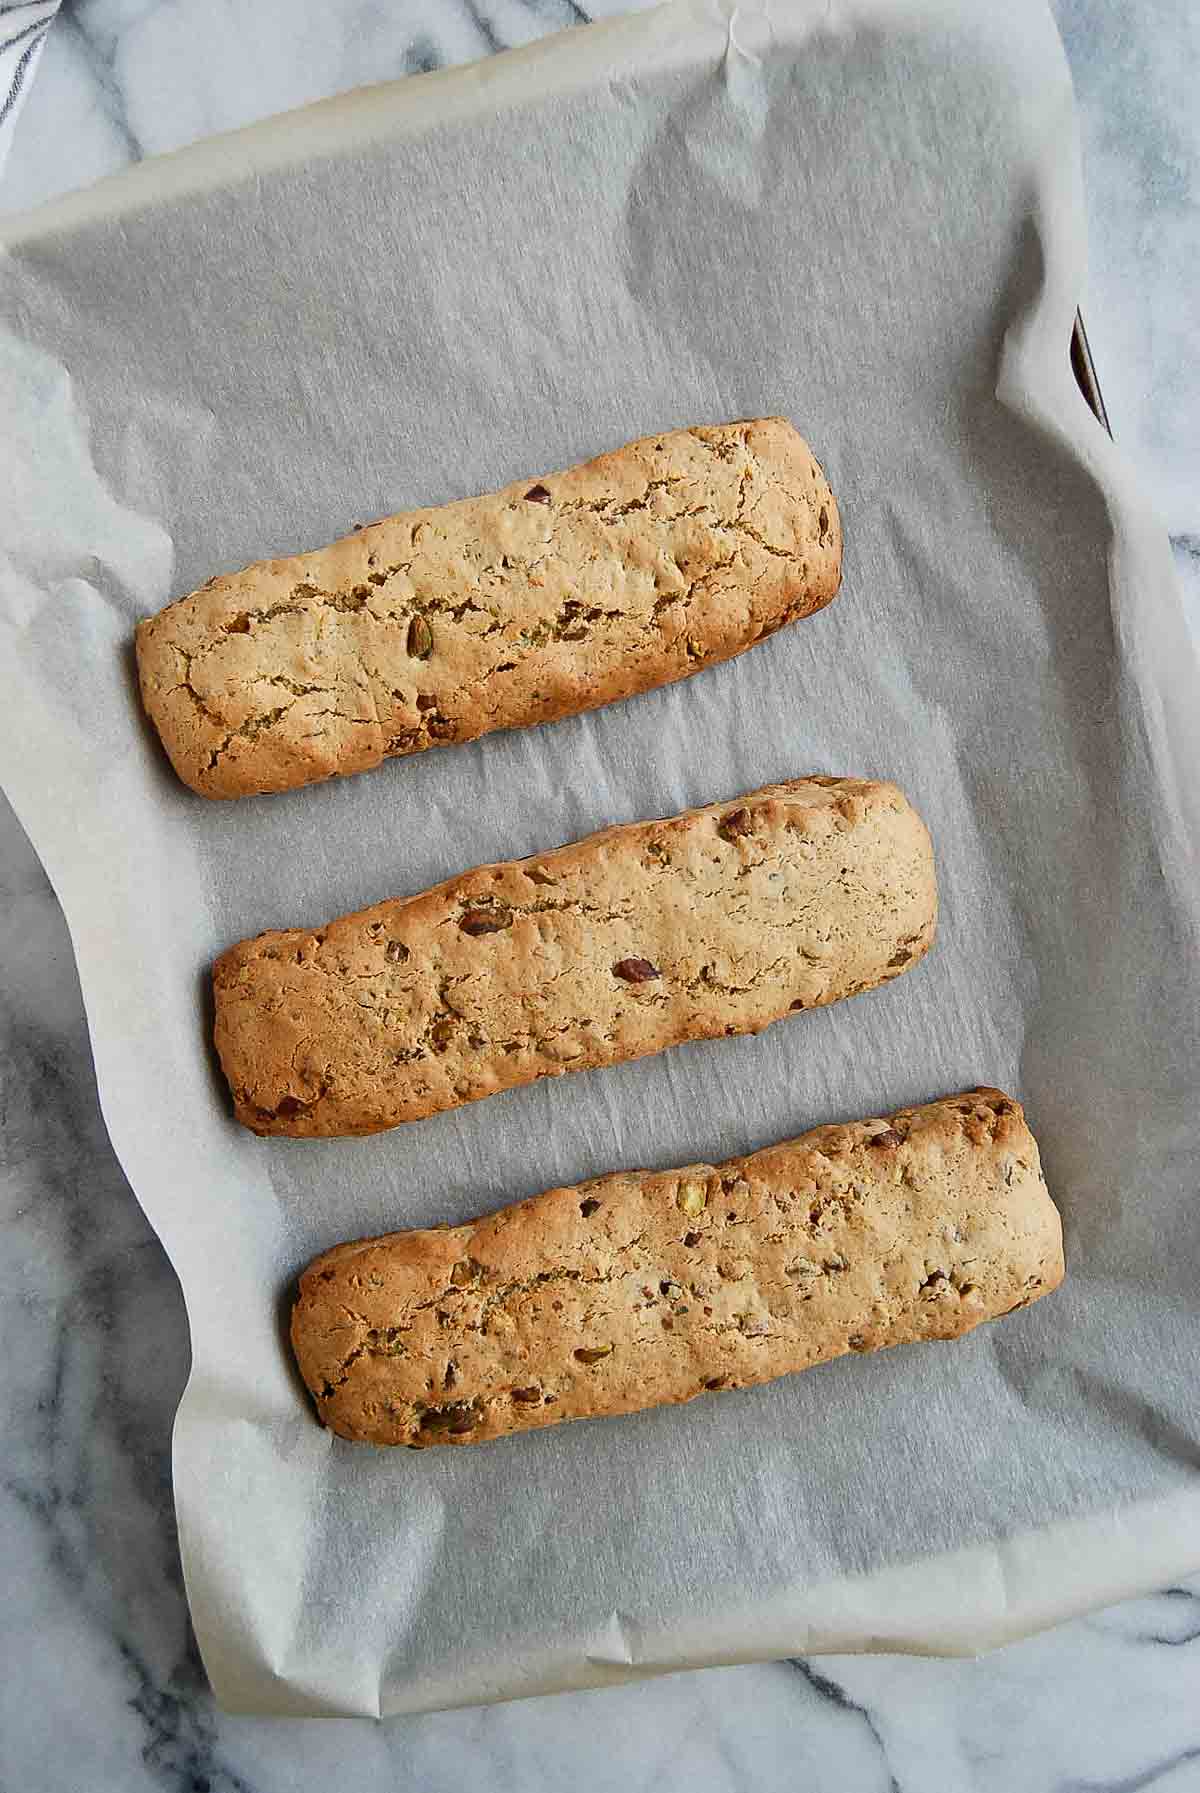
2;0;1198;1718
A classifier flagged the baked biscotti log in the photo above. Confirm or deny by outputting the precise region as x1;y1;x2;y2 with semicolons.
213;776;936;1138
291;1088;1063;1447
135;418;841;798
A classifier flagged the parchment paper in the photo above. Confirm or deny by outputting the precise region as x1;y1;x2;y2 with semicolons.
2;0;1198;1719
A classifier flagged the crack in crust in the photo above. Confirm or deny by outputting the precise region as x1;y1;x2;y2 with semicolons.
135;418;842;797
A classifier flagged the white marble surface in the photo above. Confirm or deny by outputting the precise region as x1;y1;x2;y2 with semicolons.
1;1;1198;1786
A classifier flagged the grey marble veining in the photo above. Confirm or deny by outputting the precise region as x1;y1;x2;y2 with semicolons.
1;1;1198;1787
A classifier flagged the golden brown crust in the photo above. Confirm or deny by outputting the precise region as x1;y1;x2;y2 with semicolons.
290;1089;1064;1447
213;776;937;1137
135;418;841;798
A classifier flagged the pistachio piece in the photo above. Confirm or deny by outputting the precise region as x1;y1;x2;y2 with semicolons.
416;1401;478;1435
574;1345;613;1365
613;957;661;983
676;1181;707;1217
407;615;433;660
460;908;510;936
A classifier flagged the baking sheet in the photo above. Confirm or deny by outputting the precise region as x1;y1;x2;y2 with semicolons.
2;0;1198;1719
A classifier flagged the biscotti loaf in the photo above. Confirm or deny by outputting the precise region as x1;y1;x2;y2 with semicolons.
214;776;936;1137
291;1088;1063;1447
136;418;841;798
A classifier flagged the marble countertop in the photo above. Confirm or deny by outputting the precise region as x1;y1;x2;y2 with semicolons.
1;2;1197;1787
